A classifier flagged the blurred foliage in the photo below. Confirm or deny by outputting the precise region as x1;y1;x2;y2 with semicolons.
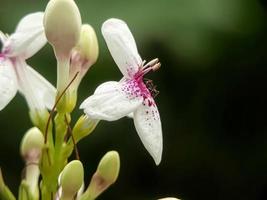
1;0;267;199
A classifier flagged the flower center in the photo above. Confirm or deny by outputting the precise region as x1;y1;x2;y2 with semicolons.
136;58;161;98
122;58;161;106
122;59;161;106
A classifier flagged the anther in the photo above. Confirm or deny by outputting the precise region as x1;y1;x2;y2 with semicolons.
152;62;161;71
143;58;159;69
142;60;146;66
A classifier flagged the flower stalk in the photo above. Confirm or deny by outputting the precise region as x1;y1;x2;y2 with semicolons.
0;169;16;200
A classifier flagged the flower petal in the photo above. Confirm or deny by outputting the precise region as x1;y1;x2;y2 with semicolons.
133;98;163;165
127;112;134;118
3;12;46;59
80;81;143;121
0;31;8;45
14;58;55;110
0;59;18;110
15;12;44;32
25;65;56;110
102;18;142;78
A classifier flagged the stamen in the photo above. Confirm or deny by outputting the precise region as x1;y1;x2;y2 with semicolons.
152;62;161;71
142;62;161;75
135;58;161;79
142;60;146;66
142;58;159;70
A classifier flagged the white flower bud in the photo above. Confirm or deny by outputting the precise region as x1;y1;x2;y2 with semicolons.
44;0;82;58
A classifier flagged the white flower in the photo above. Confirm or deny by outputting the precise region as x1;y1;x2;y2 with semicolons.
80;18;163;165
0;12;56;111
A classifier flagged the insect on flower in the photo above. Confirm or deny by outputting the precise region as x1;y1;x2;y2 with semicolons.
80;18;163;165
144;78;160;98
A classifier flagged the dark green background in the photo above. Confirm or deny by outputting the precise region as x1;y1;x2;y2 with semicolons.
1;0;267;199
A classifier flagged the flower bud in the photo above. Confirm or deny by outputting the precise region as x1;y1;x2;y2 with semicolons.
20;127;44;200
96;151;120;184
76;183;84;200
72;115;99;143
20;127;44;163
80;151;120;200
68;24;99;104
44;0;82;96
29;109;49;131
72;24;99;66
59;160;84;200
44;0;81;58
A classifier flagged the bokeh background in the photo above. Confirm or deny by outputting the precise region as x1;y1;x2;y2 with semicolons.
1;0;267;199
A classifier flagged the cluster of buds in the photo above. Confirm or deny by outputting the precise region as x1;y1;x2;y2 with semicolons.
44;0;98;112
56;151;120;200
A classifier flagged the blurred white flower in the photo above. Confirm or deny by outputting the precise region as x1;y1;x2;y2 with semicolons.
0;12;56;111
80;18;162;165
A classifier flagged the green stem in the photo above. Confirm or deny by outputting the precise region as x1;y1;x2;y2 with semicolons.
41;112;71;199
0;169;16;200
0;185;16;200
57;57;70;94
25;165;40;200
18;181;33;200
79;191;95;200
39;58;81;199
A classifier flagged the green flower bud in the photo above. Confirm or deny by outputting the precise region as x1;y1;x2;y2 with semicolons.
44;0;82;58
29;109;49;131
20;127;44;162
69;24;99;101
72;115;99;143
78;24;99;63
73;24;98;64
96;151;120;184
59;160;84;200
80;151;120;200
